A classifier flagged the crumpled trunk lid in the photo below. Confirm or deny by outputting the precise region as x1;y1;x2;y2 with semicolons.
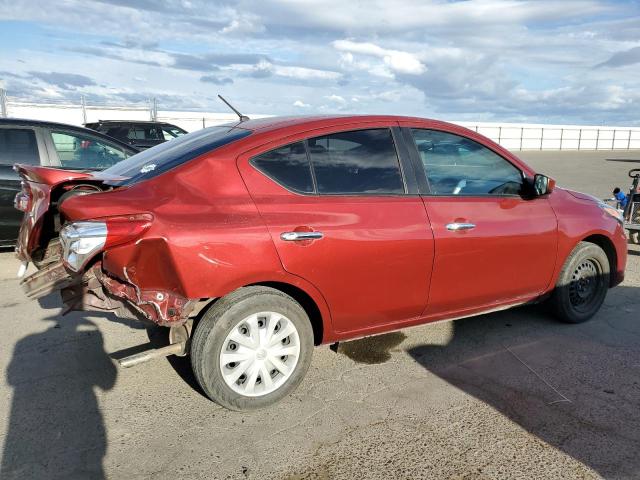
15;165;92;263
13;164;119;264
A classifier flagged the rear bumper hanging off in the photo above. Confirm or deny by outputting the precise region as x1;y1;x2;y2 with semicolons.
20;261;195;326
20;261;79;299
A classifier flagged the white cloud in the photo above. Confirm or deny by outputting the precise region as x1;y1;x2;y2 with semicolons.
220;13;265;35
325;94;346;104
274;65;341;80
249;0;610;32
293;100;311;107
333;40;426;75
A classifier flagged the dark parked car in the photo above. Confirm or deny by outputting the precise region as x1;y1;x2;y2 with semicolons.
0;118;138;246
15;115;626;411
85;120;187;150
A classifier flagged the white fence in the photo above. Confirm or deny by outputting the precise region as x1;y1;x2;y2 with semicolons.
455;122;640;151
2;94;640;151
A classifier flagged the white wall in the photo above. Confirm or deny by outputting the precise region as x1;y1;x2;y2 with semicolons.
5;100;640;151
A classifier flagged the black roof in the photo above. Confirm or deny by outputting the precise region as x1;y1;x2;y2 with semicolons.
0;117;139;153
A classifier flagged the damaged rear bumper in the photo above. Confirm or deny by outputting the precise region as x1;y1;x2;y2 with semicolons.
21;261;195;326
20;261;80;299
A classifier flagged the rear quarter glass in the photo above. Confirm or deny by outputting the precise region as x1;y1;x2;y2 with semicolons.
96;126;251;186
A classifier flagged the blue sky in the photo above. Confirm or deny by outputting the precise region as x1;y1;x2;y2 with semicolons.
1;0;640;124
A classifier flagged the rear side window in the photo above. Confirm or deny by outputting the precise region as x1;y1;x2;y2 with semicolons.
251;142;314;193
50;131;129;170
99;126;252;185
309;129;404;194
0;128;39;165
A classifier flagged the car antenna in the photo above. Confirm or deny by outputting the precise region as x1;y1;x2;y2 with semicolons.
218;95;250;122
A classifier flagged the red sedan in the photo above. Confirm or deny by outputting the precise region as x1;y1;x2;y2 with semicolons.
14;115;627;410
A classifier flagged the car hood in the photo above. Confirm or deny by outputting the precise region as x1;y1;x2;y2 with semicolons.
563;188;601;204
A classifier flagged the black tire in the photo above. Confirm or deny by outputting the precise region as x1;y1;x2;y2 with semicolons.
548;242;610;323
190;286;314;411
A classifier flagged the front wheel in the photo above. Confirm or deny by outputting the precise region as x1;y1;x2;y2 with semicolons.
548;242;610;323
191;286;314;411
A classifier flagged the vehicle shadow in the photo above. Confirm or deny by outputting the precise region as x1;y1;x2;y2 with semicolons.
0;291;150;479
406;285;640;479
1;310;116;479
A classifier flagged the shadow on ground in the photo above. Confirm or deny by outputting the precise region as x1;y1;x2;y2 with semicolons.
1;312;116;479
0;290;208;479
407;285;640;479
0;293;141;479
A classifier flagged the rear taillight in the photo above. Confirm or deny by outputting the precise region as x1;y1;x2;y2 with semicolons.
104;214;154;248
14;181;32;212
60;214;153;272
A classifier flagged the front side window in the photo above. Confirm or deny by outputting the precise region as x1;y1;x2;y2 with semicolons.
411;129;523;196
251;142;314;193
50;131;129;170
308;129;404;194
0;128;39;165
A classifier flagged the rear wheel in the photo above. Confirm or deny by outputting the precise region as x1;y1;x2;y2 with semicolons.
548;242;610;323
191;286;314;411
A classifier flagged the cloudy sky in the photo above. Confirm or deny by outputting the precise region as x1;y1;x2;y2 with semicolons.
1;0;640;124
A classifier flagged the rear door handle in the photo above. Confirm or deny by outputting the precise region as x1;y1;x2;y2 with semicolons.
280;231;324;241
446;222;476;231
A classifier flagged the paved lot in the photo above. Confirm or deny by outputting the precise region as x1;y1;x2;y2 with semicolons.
0;150;639;480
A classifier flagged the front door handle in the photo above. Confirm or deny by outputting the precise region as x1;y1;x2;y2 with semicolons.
446;222;476;231
281;231;324;241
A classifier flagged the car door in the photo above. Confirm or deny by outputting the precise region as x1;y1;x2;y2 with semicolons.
403;127;558;316
0;126;46;244
238;125;435;334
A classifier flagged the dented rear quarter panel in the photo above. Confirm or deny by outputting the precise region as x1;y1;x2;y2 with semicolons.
57;142;337;340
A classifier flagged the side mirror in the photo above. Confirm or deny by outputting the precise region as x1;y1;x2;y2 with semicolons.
533;174;556;196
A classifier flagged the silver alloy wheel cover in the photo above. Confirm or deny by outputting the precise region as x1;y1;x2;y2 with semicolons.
219;311;301;397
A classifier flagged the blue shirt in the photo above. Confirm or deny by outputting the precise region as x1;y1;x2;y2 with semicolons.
614;190;628;208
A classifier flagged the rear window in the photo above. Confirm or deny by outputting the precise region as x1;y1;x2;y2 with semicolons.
98;126;251;185
309;129;405;194
0;128;39;165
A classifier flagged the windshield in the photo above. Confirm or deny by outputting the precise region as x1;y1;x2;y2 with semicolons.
97;125;251;185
